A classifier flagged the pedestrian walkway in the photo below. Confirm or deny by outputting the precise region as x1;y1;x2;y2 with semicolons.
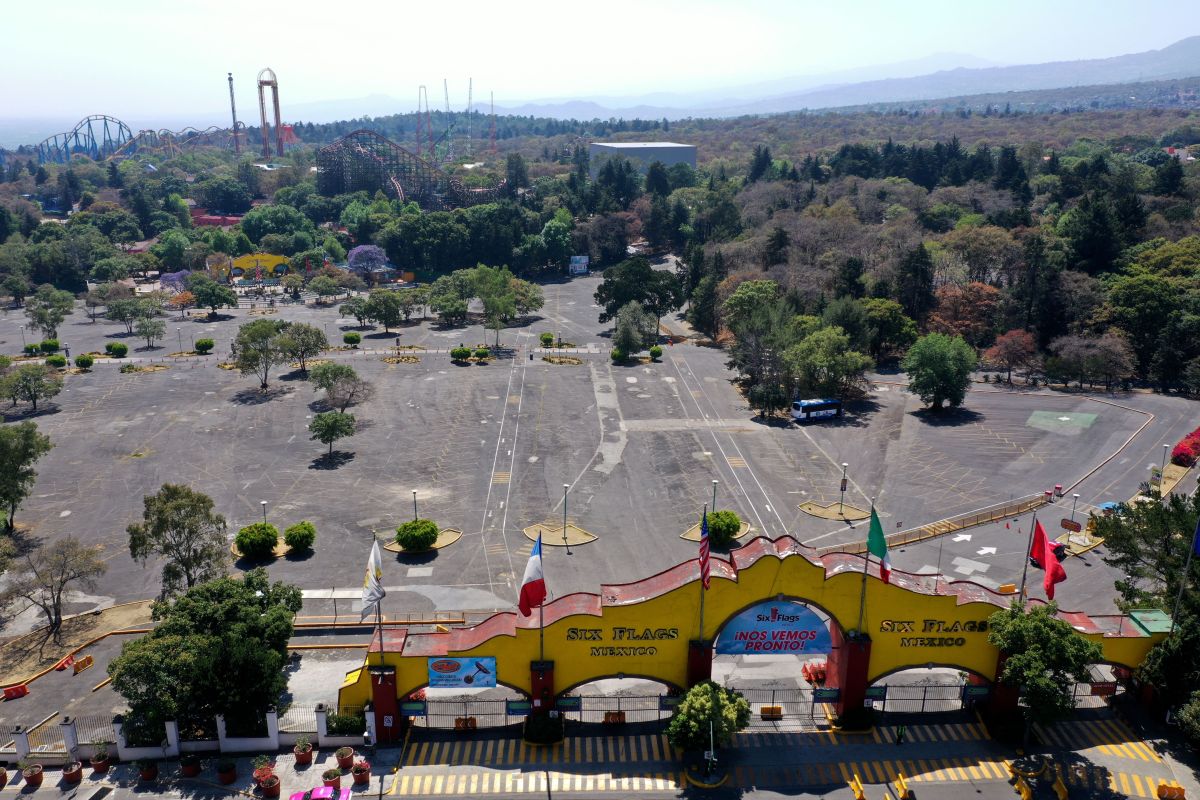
404;732;676;767
1035;716;1163;762
1060;762;1184;798
733;720;988;748
392;768;681;795
731;756;1012;788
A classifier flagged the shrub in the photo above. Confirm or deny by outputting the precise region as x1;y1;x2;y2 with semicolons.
283;521;317;551
326;712;366;737
450;346;471;361
666;681;750;752
44;354;67;368
23;343;39;356
649;345;663;360
343;332;361;347
395;518;439;551
106;341;129;358
39;339;60;353
235;522;280;559
539;332;554;347
610;348;624;363
74;354;94;369
473;348;489;360
194;338;214;354
1173;437;1200;467
707;510;742;547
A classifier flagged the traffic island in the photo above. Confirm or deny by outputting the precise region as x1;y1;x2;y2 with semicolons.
523;522;597;547
679;521;752;542
384;528;462;554
798;501;870;522
683;762;728;789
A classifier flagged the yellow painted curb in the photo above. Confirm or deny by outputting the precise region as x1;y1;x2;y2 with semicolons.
798;501;871;522
683;769;729;789
229;538;291;559
383;528;462;553
523;522;597;547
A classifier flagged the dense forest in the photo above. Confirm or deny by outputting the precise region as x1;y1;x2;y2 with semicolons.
2;107;1200;404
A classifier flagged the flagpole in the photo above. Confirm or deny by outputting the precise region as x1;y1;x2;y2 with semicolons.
856;498;875;634
698;503;707;641
538;533;546;661
1170;517;1199;635
1018;509;1040;602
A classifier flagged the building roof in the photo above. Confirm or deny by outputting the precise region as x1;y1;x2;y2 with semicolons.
591;142;694;149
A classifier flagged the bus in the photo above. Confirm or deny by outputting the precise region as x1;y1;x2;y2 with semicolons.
790;398;843;423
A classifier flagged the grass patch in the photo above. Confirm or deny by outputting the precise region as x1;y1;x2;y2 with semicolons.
383;355;421;364
543;355;584;366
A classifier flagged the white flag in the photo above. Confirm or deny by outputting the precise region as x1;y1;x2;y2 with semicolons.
361;540;386;622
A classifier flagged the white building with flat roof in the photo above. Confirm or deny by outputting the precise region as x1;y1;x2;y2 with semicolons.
589;141;696;176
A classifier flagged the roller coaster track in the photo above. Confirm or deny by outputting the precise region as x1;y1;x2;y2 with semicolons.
36;115;133;164
316;129;503;211
109;125;244;160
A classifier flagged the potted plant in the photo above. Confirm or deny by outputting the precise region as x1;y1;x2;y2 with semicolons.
352;760;371;786
90;741;111;773
322;767;342;790
137;759;158;781
293;733;313;765
63;759;84;784
260;772;282;798
19;760;43;789
252;754;274;786
0;766;7;790
180;753;202;777
334;746;355;769
216;758;237;785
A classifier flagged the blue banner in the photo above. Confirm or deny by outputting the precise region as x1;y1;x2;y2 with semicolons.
716;601;832;655
427;657;497;688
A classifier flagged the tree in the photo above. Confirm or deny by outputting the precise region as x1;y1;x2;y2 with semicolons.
340;297;370;327
309;411;356;454
1154;157;1184;196
186;274;237;316
108;568;301;744
104;297;152;333
24;284;75;338
84;282;133;321
644;161;671;197
309;362;356;392
198;175;252;214
594;256;679;324
327;375;375;413
0;421;53;532
346;244;388;276
927;282;1002;348
722;280;781;333
505;153;529;195
895;245;936;321
984;329;1037;383
126;483;229;597
234;319;287;389
0;538;106;649
784;326;874;398
365;289;404;332
510;278;544;317
902;333;977;411
687;275;720;339
988;603;1102;739
613;301;655;355
1101;273;1178;377
762;226;790;268
473;265;516;347
307;275;341;298
665;681;751;752
276;322;327;373
1;364;63;411
135;316;166;349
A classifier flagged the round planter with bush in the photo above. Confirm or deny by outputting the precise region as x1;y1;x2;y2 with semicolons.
649;345;663;360
137;759;158;782
74;354;94;369
180;754;201;777
343;332;361;347
473;348;489;361
216;759;237;785
284;520;317;552
194;338;214;354
39;339;60;354
62;761;83;785
235;522;280;559
45;354;67;368
105;341;128;358
322;768;342;789
610;348;624;363
395;519;439;551
540;332;554;347
352;760;371;786
20;763;42;788
335;747;355;769
707;510;742;548
450;346;471;362
293;734;313;765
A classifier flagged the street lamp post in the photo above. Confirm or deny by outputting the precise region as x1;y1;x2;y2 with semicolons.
260;500;267;525
1161;444;1170;494
563;484;571;555
412;490;418;522
711;480;718;513
839;463;849;514
176;327;182;353
19;326;26;348
1070;493;1080;523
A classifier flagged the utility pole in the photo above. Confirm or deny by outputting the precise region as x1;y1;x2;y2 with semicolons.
839;463;849;515
563;484;571;555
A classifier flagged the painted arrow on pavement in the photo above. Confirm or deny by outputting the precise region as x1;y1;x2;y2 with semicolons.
953;533;972;542
977;547;997;555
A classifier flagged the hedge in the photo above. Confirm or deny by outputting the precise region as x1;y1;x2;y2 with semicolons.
106;341;128;358
44;354;67;368
284;520;317;551
39;339;60;353
396;518;439;551
235;522;280;559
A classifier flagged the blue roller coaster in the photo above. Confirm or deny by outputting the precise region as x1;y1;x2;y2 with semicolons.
37;115;134;164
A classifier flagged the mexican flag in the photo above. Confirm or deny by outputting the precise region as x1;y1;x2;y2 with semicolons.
868;507;891;584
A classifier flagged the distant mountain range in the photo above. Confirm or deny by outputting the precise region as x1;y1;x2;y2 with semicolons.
3;38;1200;148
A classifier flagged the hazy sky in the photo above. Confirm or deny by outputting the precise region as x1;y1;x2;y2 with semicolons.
4;0;1197;119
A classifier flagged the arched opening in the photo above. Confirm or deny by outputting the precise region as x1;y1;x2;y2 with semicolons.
868;666;988;714
711;597;841;728
405;681;528;730
559;676;681;726
1070;661;1131;710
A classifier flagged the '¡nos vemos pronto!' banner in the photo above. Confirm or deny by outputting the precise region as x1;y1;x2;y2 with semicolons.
716;601;832;655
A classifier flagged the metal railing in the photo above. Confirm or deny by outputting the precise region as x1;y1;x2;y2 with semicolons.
278;706;317;733
573;694;672;724
73;714;115;745
416;699;515;729
877;684;966;714
817;494;1047;556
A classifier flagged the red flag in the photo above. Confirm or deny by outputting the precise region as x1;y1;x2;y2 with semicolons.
1030;521;1067;599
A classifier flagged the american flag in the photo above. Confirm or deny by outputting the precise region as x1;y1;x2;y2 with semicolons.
699;508;711;590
